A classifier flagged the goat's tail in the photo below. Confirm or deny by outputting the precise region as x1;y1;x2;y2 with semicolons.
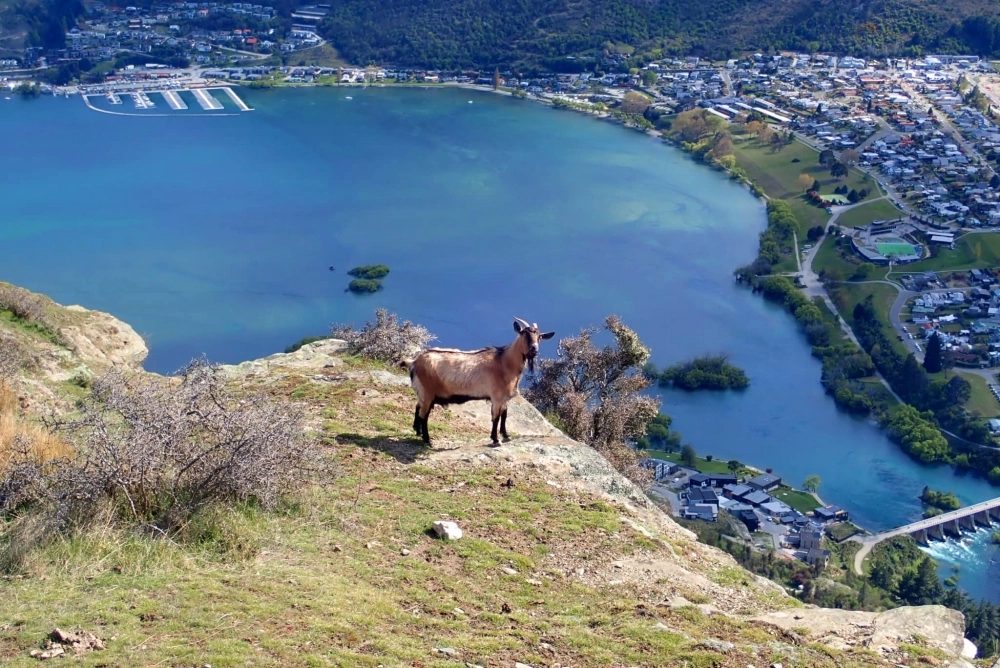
398;359;414;372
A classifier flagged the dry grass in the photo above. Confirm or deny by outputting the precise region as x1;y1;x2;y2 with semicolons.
0;383;71;473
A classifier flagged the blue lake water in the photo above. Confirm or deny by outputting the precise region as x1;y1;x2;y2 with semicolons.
1;86;998;602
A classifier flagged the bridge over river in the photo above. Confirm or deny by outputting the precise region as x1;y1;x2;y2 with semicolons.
851;497;1000;574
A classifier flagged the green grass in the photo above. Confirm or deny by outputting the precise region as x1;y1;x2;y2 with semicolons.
956;371;1000;419
834;198;906;229
811;296;850;347
770;486;821;513
832;282;906;357
827;522;862;542
905;233;1000;272
644;451;744;476
812;236;889;282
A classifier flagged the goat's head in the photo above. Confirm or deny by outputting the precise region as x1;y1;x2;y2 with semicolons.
513;317;555;373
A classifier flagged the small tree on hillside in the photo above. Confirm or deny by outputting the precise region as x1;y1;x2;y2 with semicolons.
492;67;501;91
727;459;741;474
525;315;659;487
830;161;848;180
798;173;814;192
819;149;835;168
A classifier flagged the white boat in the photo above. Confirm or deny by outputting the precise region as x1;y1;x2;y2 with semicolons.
345;96;352;100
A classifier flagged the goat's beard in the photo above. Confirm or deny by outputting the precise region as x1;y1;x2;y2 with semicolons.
526;354;536;374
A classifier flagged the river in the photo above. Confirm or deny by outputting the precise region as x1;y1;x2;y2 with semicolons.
0;86;997;601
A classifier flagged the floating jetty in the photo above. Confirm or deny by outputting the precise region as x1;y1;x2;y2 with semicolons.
218;86;252;111
161;90;188;110
191;88;223;110
106;92;121;105
132;92;155;109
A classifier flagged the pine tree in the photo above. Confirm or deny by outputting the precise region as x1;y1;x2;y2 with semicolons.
924;332;943;374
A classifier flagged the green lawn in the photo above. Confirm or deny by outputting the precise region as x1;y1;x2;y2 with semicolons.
827;522;862;542
812;235;889;282
833;282;907;357
835;198;907;229
771;486;821;513
956;371;1000;419
733;138;875;204
644;450;746;476
905;233;1000;272
811;296;850;347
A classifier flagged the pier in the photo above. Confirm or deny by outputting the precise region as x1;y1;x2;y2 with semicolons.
161;90;188;110
106;92;121;105
851;497;1000;574
191;88;223;110
218;86;253;111
132;92;155;109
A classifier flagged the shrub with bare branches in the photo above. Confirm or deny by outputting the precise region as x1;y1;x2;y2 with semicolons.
0;284;47;322
0;284;61;343
525;315;659;488
0;332;30;378
1;359;323;537
331;308;435;362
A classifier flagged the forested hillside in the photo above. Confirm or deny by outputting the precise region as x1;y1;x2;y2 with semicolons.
315;0;1000;69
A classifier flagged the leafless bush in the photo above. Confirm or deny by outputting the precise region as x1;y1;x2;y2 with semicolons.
0;332;30;378
331;308;435;362
1;359;324;537
0;284;48;324
525;315;659;488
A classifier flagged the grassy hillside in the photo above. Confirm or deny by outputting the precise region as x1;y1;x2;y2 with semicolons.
313;0;1000;68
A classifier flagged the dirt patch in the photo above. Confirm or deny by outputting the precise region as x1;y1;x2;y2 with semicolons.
29;628;105;659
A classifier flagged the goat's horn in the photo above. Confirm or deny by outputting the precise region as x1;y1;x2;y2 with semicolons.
514;317;530;328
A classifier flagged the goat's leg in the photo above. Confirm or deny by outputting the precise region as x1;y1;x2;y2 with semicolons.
420;401;434;444
500;406;509;441
490;402;502;446
413;404;422;436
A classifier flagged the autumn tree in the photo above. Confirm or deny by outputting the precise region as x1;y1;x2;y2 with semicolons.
757;125;775;144
798;173;815;192
621;90;652;114
707;133;734;161
803;475;822;492
492;67;500;91
841;148;860;165
525;316;659;487
745;120;763;136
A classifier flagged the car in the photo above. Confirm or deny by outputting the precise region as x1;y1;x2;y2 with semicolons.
672;478;680;483
897;335;904;341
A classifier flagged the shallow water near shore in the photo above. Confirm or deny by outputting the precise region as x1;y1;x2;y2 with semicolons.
1;86;998;602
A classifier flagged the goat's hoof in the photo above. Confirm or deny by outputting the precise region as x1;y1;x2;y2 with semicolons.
490;440;501;447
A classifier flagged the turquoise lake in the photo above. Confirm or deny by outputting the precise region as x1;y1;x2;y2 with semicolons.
1;86;998;602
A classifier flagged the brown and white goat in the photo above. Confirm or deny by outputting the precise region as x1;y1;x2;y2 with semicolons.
399;318;555;446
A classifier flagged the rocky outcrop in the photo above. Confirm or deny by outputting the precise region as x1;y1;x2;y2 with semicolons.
756;605;974;667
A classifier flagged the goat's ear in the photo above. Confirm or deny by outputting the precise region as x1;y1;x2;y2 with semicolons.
540;331;555;340
513;320;523;333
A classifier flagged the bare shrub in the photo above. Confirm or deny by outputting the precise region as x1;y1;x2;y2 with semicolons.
525;315;658;488
0;332;30;378
0;383;71;475
0;284;47;323
331;308;435;362
1;359;323;538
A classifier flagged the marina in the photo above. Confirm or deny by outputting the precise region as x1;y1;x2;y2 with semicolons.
80;86;251;116
161;90;187;110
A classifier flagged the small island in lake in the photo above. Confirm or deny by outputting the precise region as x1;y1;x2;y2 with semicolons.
646;355;749;391
346;265;391;293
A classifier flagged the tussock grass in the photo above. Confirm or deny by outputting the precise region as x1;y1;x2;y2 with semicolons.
0;383;71;472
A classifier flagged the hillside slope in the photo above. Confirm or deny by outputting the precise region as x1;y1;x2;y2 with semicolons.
316;0;1000;69
0;286;976;666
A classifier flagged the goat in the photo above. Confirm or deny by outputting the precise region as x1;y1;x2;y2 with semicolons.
399;317;555;446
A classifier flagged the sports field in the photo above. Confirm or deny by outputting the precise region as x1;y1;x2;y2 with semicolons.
875;241;918;256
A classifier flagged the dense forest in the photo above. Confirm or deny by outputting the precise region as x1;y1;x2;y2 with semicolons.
312;0;1000;69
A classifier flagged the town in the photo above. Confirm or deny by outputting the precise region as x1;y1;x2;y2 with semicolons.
642;457;850;570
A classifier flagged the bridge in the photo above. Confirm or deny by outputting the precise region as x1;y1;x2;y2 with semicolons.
851;497;1000;574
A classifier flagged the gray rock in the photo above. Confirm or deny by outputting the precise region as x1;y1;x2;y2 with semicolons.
434;647;457;656
432;521;463;540
698;639;735;654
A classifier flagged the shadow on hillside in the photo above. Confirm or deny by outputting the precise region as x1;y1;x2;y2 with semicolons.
335;432;430;464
